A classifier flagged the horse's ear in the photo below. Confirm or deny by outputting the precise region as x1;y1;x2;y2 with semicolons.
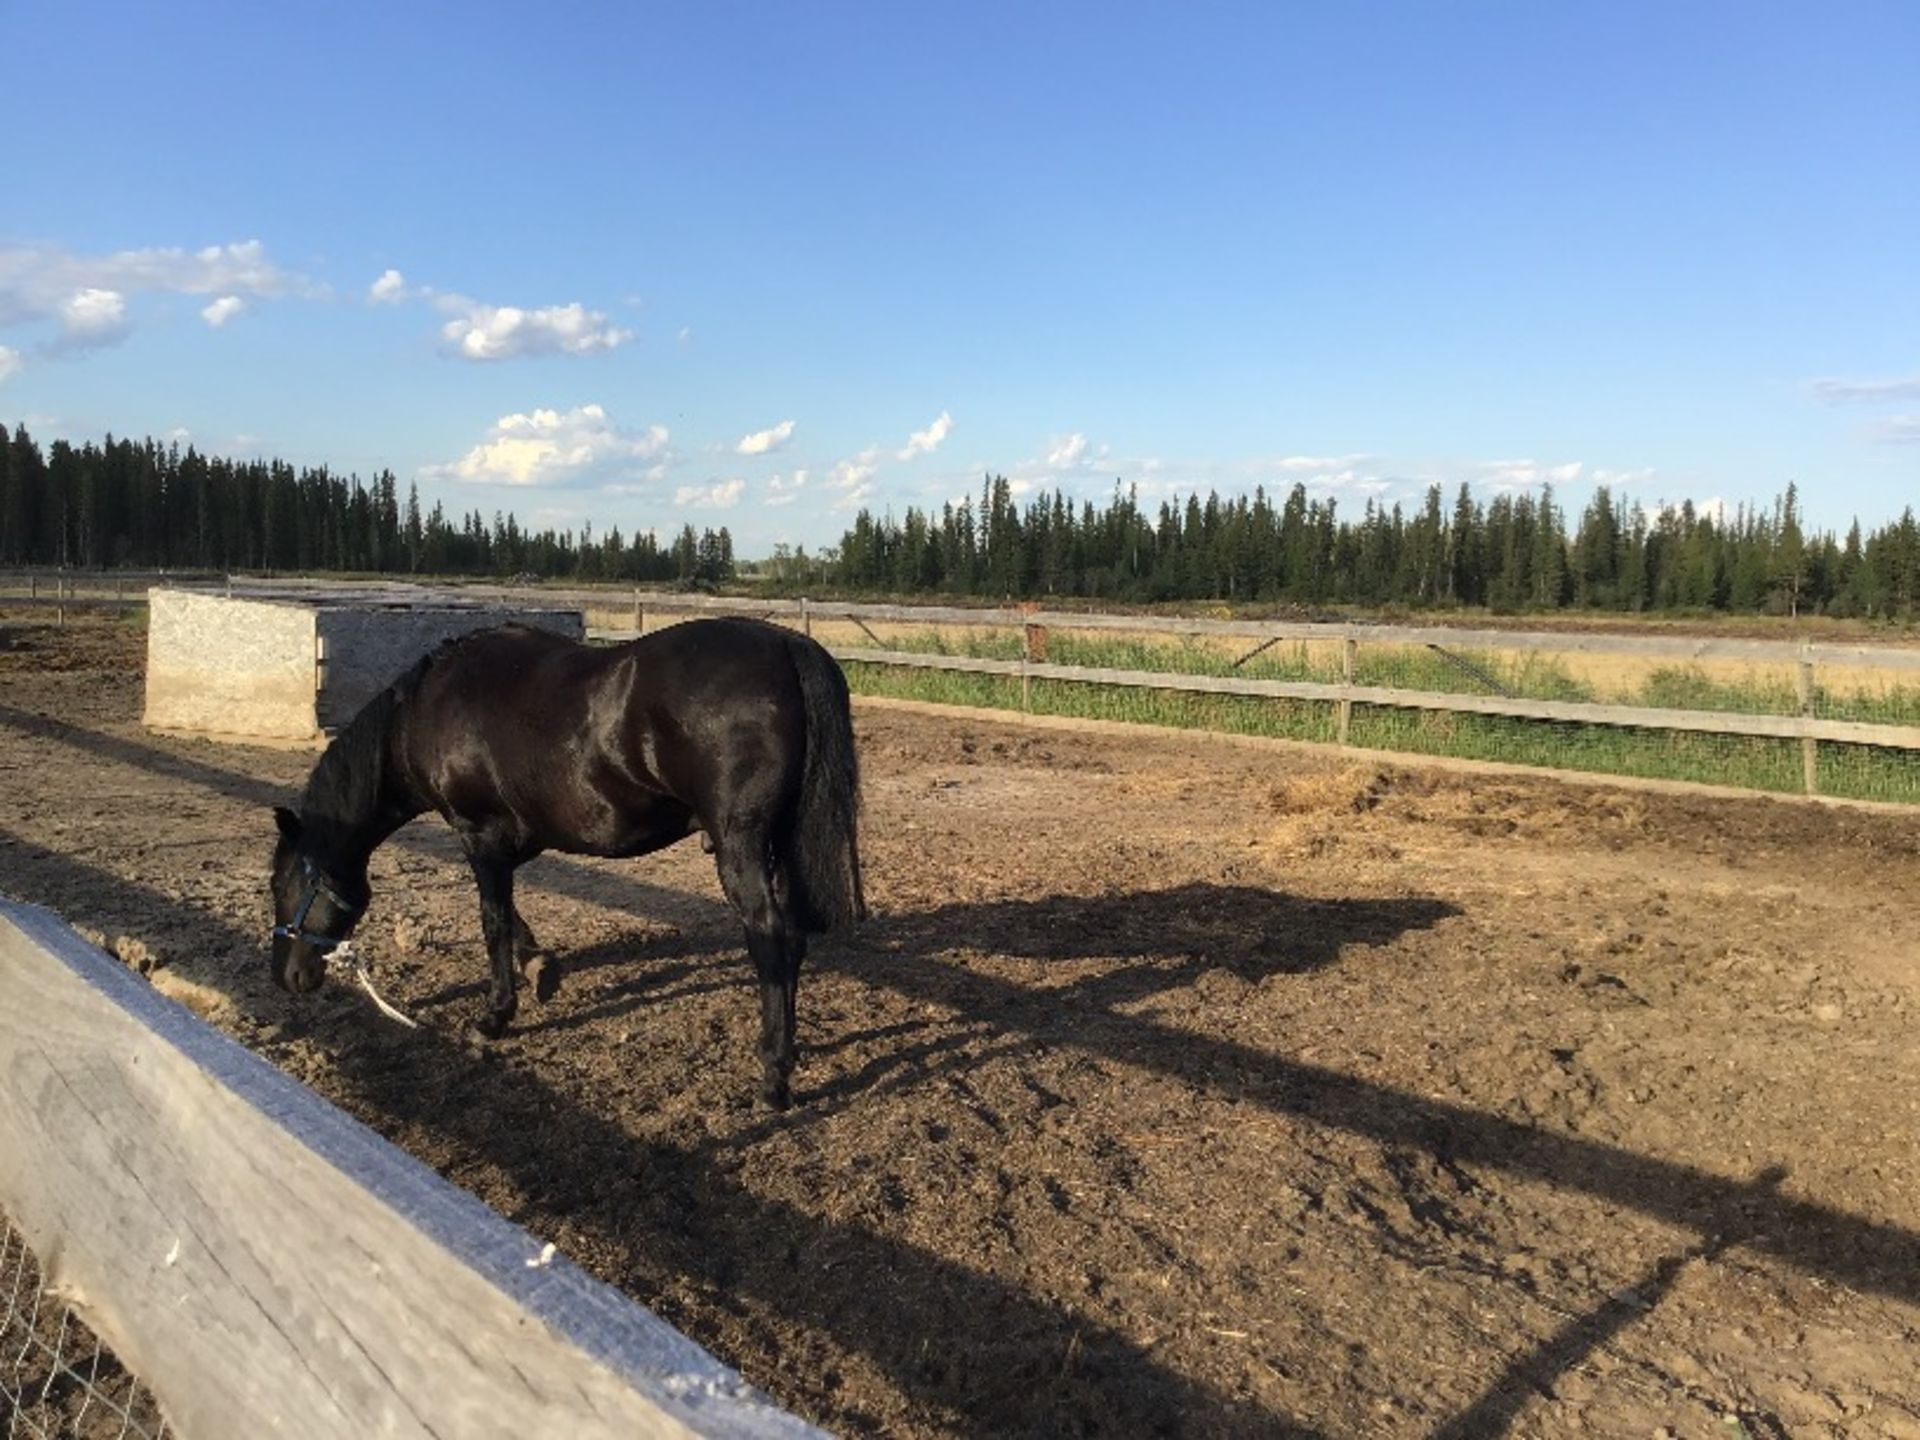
273;806;302;842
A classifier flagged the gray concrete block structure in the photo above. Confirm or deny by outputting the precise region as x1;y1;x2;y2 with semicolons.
144;587;583;744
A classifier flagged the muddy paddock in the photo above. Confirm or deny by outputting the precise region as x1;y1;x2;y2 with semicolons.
2;619;1918;1439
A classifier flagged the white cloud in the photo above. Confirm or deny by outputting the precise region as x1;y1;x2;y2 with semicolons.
435;296;633;361
736;419;796;456
369;268;409;304
765;470;808;507
897;410;953;460
0;345;21;384
0;240;301;307
831;447;881;492
1876;415;1920;444
425;404;670;487
834;482;876;511
599;467;671;496
0;239;310;355
1259;453;1373;474
200;295;246;328
1590;466;1657;488
676;326;693;345
1478;458;1584;491
59;288;129;347
994;431;1126;489
1046;432;1089;468
674;478;746;508
1810;375;1920;404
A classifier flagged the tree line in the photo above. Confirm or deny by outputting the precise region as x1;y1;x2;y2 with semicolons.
9;424;1920;618
824;473;1920;618
0;426;736;585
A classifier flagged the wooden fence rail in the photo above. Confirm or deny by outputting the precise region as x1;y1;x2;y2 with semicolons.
820;646;1920;752
0;899;822;1440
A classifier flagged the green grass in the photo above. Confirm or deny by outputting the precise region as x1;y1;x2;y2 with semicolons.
1633;665;1800;716
843;643;1920;803
860;629;1920;717
1348;705;1809;794
1812;741;1920;802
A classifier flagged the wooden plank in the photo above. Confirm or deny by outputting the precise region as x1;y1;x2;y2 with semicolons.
580;592;1920;671
827;646;1920;749
0;900;822;1440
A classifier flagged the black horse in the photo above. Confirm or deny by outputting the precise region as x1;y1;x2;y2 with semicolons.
268;617;865;1108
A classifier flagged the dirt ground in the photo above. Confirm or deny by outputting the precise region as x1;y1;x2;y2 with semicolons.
2;617;1919;1440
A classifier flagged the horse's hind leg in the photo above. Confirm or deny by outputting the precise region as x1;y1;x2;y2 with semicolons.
746;929;806;1110
512;907;560;1003
715;834;805;1109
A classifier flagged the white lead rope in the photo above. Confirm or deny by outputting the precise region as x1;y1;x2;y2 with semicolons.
327;941;421;1029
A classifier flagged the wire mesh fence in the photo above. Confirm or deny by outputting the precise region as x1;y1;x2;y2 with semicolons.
763;607;1920;804
1;1218;170;1440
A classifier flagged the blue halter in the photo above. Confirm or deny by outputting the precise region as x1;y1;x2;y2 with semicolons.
272;856;366;953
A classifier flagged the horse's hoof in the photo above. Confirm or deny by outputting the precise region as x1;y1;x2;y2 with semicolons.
524;955;561;1003
760;1079;793;1112
471;1012;510;1042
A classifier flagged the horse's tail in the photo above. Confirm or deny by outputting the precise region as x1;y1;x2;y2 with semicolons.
784;634;867;931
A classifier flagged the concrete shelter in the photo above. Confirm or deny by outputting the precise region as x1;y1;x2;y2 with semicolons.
143;586;583;745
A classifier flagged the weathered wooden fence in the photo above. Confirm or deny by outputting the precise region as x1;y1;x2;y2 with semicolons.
0;898;823;1440
561;590;1920;801
15;571;1920;799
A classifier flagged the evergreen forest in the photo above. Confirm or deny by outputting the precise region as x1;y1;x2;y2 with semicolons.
6;424;1919;618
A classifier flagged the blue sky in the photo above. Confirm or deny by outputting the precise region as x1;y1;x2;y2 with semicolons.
3;1;1916;551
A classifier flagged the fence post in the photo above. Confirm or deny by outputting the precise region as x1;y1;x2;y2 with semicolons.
800;596;812;638
631;586;641;635
1338;633;1357;745
1019;606;1048;713
1798;646;1819;796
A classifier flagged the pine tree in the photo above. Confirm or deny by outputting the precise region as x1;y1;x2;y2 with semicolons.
1772;483;1807;617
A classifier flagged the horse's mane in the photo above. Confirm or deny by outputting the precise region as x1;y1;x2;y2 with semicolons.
299;651;436;828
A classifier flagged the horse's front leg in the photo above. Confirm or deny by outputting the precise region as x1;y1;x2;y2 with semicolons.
466;852;520;1039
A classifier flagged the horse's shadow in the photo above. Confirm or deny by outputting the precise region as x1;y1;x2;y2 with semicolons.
869;883;1453;973
508;882;1459;1079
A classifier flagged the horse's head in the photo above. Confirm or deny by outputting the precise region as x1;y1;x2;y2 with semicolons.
269;806;369;994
